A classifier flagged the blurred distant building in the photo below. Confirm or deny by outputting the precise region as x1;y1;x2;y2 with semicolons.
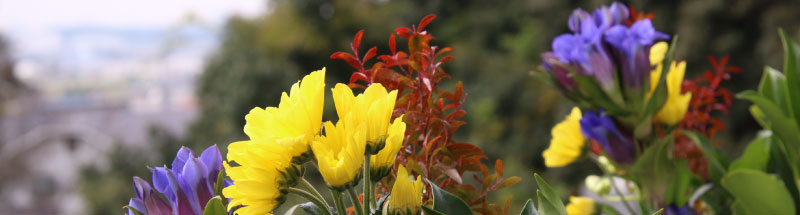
0;22;211;214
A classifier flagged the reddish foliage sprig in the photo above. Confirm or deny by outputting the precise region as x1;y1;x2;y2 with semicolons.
626;6;655;26
674;55;742;178
331;15;519;215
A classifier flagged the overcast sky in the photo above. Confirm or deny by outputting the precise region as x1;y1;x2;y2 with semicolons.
0;0;265;30
0;0;267;58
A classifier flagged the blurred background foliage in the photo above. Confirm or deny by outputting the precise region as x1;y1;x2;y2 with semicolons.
73;0;800;214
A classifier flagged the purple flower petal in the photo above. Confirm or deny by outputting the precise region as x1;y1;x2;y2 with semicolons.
579;110;635;164
542;52;577;92
178;157;208;214
150;166;177;202
199;145;222;185
171;147;195;175
127;198;145;215
568;9;591;33
143;190;172;215
132;176;151;200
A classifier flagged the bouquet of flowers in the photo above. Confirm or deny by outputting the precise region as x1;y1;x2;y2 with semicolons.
121;2;800;215
124;15;517;215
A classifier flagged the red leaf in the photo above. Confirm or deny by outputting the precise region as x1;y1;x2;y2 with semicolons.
348;83;366;89
447;142;484;158
349;72;368;84
440;166;463;184
363;47;378;63
331;52;361;69
437;47;453;56
352;30;364;53
438;56;455;64
494;159;504;176
418;14;437;31
389;34;397;54
395;27;412;38
454;81;464;101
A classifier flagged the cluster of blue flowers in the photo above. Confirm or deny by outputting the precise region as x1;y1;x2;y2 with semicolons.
128;145;227;215
544;2;667;94
541;2;670;166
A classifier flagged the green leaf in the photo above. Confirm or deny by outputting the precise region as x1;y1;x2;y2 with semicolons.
519;198;540;215
680;131;728;183
721;169;796;215
298;202;324;215
421;205;446;215
749;105;769;128
122;206;144;215
758;66;791;114
779;29;800;125
203;196;227;215
666;159;691;206
737;91;800;150
768;139;800;212
536;190;562;215
650;208;664;215
630;139;672;203
729;131;772;172
533;173;566;215
214;168;227;205
571;73;629;116
427;179;473;215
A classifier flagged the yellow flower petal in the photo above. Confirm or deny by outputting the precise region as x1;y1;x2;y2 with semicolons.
333;83;398;154
655;61;691;125
224;139;293;215
388;165;424;214
371;116;406;180
312;119;366;188
566;196;595;215
243;68;326;161
543;107;585;167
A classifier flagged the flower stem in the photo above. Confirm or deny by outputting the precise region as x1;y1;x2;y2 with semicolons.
607;175;637;215
300;178;330;209
363;154;372;215
287;187;332;215
347;188;364;215
331;189;347;215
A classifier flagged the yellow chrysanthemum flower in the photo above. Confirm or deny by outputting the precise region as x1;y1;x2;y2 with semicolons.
387;165;424;215
566;196;595;215
370;116;406;181
542;107;586;167
655;61;691;125
223;138;297;215
332;83;398;154
243;68;326;163
312;119;367;190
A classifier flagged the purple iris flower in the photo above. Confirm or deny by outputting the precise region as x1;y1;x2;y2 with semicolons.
604;19;669;89
127;145;224;215
551;3;628;92
665;204;696;215
579;110;635;164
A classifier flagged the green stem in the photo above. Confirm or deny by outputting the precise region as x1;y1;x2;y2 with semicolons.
347;188;364;215
331;189;347;215
370;181;378;209
363;154;372;215
287;187;332;215
607;175;637;215
300;178;330;208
